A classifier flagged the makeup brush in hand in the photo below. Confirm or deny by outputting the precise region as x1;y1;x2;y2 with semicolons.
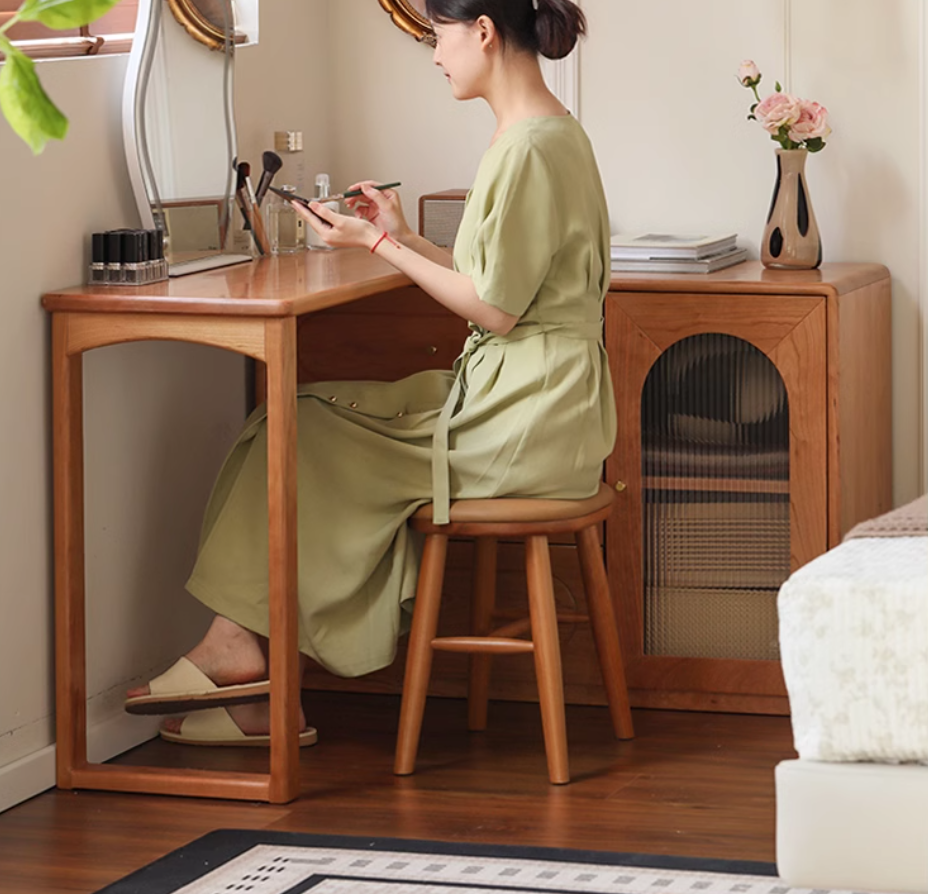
254;151;283;208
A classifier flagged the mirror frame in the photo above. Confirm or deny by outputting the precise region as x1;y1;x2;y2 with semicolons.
378;0;435;46
167;0;234;50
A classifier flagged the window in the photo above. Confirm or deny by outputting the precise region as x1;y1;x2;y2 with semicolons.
0;0;138;59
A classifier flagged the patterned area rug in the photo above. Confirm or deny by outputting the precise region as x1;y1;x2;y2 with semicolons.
94;831;796;894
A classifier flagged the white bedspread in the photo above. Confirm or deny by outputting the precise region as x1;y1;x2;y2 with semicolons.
778;535;928;763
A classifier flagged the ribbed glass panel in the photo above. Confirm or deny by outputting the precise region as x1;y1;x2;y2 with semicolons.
641;334;790;661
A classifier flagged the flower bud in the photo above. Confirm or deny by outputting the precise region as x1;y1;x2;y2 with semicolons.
739;60;761;86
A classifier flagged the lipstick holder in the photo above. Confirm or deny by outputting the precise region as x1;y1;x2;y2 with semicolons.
89;229;169;285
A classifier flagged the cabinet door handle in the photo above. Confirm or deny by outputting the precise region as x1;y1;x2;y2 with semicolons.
427;345;439;355
614;480;627;492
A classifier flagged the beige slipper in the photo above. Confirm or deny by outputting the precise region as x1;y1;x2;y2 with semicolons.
124;656;270;716
159;707;318;748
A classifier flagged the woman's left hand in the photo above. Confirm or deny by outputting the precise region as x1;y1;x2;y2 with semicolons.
294;201;378;250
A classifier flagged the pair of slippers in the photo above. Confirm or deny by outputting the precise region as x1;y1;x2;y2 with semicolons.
125;657;317;748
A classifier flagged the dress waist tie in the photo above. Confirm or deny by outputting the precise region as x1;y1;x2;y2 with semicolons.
429;320;603;525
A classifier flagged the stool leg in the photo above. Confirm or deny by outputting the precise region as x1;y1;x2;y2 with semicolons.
468;536;497;731
395;533;448;776
525;534;570;785
577;525;634;740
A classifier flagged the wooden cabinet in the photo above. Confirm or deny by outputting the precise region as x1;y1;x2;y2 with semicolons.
605;262;892;714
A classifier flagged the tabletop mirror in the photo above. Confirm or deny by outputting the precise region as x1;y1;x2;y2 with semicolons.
123;0;258;270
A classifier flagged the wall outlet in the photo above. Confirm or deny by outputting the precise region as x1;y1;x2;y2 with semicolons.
274;131;304;153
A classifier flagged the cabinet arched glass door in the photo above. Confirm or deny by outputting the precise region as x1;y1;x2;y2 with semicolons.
641;334;790;662
605;291;828;713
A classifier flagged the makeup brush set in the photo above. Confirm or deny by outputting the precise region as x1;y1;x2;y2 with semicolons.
233;150;284;256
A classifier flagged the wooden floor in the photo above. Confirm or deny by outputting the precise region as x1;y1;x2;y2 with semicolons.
0;691;796;893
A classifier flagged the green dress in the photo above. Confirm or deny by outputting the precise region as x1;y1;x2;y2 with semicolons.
187;115;616;677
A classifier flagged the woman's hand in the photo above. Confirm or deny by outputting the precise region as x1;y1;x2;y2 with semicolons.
343;181;413;242
295;201;379;250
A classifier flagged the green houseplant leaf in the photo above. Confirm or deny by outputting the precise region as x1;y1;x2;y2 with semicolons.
0;38;68;153
0;0;122;152
14;0;122;30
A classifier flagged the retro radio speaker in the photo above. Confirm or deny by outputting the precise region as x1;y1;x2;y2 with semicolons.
419;189;468;247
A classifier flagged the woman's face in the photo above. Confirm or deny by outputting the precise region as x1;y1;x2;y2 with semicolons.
432;19;490;101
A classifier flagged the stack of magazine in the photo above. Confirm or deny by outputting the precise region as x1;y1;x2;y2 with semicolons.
610;233;748;274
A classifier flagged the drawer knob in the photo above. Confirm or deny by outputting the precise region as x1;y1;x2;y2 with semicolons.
614;480;627;492
427;345;439;355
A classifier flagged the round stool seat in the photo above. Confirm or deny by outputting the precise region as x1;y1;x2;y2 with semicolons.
410;481;615;535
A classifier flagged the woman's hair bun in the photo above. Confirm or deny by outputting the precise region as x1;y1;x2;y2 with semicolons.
535;0;587;60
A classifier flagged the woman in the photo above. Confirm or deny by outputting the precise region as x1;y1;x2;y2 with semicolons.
126;0;616;746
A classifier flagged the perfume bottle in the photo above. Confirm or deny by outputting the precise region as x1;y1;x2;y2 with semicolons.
306;173;339;251
267;185;306;255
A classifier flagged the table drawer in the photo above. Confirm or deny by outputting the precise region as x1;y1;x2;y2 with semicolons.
297;286;469;383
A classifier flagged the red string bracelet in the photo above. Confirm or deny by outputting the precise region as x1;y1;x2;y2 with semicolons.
371;231;399;253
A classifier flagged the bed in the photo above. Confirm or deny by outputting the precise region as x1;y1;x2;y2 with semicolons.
775;495;928;893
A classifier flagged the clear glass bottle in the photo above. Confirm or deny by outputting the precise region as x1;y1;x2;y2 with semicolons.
267;185;306;255
306;173;339;251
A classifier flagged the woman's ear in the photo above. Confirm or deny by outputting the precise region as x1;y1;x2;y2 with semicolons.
474;15;497;51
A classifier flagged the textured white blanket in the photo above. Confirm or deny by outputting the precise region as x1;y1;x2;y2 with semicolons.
778;535;928;763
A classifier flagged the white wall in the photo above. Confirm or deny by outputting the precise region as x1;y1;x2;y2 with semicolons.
330;0;926;506
1;0;924;812
0;1;330;812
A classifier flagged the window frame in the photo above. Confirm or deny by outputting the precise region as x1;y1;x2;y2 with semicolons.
0;1;138;60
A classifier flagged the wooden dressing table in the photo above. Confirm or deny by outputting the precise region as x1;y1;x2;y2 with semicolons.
43;249;413;804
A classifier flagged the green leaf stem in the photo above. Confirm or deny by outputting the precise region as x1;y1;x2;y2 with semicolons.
0;39;68;153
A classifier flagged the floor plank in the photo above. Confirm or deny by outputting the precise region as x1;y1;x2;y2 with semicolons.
0;692;796;893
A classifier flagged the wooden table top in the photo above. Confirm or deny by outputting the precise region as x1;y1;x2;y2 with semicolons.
41;249;411;317
41;254;890;319
608;261;889;297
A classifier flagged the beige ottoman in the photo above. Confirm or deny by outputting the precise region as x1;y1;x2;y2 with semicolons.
776;760;928;893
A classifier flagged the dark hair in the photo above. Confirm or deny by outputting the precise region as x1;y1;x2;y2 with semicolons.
424;0;586;60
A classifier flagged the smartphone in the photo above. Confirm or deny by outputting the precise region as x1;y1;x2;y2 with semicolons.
266;186;333;227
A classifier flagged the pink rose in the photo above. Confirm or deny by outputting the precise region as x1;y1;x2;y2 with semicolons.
754;91;802;134
738;60;760;86
788;99;831;142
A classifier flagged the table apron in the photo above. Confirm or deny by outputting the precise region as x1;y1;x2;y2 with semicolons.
58;311;274;361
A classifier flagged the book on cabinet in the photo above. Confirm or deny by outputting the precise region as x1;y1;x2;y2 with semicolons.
610;232;738;261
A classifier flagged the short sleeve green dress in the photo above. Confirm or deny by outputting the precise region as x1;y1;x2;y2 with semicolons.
186;115;616;677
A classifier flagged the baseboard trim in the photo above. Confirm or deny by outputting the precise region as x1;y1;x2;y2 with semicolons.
0;712;160;814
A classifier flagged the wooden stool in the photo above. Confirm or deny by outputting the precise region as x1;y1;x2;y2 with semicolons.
394;482;634;784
